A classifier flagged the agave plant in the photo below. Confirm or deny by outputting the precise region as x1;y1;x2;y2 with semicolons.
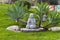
7;1;28;25
36;2;60;30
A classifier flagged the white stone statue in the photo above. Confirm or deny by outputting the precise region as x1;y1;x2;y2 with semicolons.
42;14;47;21
26;13;36;29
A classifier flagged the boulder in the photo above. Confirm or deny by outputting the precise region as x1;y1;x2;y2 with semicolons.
6;25;20;32
49;27;60;31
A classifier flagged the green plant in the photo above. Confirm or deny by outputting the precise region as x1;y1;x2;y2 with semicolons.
46;11;60;27
36;2;60;30
7;1;28;26
36;2;49;27
19;1;31;9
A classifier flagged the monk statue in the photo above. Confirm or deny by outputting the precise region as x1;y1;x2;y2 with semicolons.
26;13;36;29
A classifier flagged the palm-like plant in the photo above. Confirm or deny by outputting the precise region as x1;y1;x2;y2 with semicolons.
36;2;49;27
36;2;60;30
7;1;28;25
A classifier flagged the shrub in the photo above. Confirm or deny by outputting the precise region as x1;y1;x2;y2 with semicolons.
36;2;60;30
6;1;28;26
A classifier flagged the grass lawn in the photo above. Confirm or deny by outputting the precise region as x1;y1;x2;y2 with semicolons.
0;4;60;40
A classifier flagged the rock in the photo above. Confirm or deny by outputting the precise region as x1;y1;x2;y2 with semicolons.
49;27;60;31
26;13;36;29
6;25;20;31
21;28;44;32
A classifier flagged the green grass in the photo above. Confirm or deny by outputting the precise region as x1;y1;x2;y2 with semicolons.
0;4;60;40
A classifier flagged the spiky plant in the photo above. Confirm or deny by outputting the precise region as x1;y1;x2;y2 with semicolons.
36;2;49;27
36;2;60;30
7;1;28;26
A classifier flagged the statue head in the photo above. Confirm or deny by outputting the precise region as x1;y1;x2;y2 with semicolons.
29;13;34;18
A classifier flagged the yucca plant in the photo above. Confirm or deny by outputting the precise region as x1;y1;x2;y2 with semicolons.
36;2;49;27
7;1;28;26
36;2;60;30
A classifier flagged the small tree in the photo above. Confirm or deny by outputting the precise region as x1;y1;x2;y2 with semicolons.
7;1;28;26
36;2;60;30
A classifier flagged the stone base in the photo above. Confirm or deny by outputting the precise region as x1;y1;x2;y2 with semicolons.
21;28;44;32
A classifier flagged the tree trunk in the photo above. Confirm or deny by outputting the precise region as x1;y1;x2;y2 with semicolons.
17;18;27;24
19;19;27;24
39;20;42;27
39;14;43;28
